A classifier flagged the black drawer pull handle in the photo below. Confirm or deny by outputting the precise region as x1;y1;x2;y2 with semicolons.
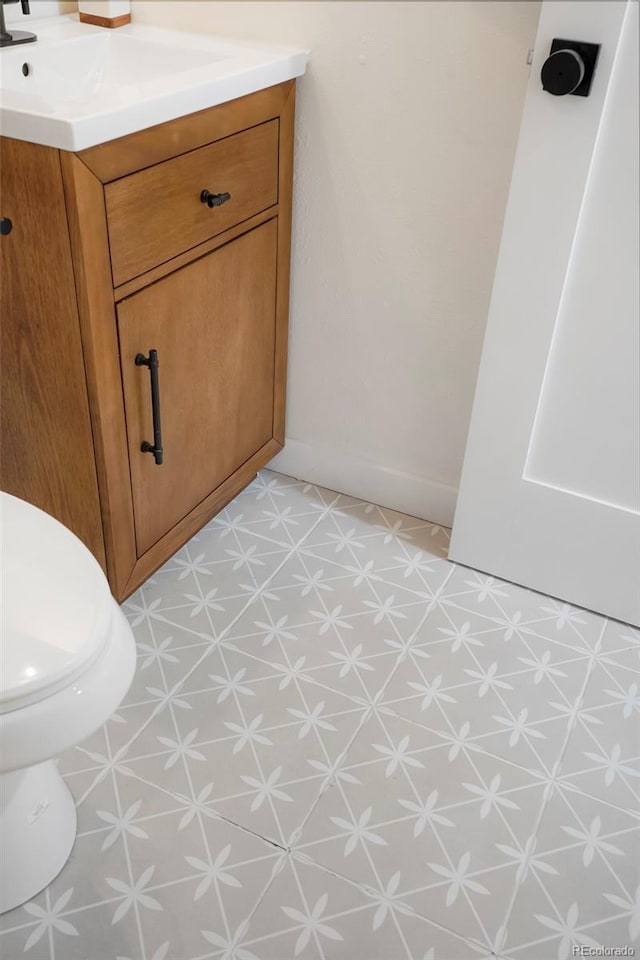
1;218;12;236
135;349;164;466
200;189;231;208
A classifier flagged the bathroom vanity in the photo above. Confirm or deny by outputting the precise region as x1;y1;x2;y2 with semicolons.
0;18;306;601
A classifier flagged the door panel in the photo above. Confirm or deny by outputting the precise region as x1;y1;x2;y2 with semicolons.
450;1;639;625
118;219;278;556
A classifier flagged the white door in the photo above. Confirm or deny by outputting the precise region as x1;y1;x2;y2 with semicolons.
450;0;639;626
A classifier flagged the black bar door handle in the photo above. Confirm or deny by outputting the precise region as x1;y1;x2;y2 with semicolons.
135;349;164;465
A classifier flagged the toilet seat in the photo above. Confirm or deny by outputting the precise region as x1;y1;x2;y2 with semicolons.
0;600;135;773
0;493;114;714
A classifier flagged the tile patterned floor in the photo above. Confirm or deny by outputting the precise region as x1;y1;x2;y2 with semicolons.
1;470;638;960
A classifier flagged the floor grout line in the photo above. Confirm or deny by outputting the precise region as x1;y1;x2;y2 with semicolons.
95;485;347;783
3;471;637;960
495;617;613;954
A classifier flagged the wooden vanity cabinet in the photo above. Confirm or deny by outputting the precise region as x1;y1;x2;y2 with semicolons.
0;81;295;600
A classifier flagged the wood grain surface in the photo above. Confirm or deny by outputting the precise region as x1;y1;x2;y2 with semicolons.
113;204;279;302
118;219;278;556
273;84;296;445
121;437;282;599
0;137;106;566
60;151;137;596
78;81;292;183
106;120;279;286
78;11;131;27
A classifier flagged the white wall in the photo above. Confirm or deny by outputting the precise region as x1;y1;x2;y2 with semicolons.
132;1;540;524
4;1;76;24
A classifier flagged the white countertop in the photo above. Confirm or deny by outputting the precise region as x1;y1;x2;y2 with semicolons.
0;15;308;150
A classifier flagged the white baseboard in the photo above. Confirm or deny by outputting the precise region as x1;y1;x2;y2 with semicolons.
269;438;458;527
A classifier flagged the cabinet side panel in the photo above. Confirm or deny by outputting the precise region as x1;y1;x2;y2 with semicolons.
273;82;296;445
60;152;137;598
0;138;105;567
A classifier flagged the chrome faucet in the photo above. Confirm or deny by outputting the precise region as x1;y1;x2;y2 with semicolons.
0;0;37;48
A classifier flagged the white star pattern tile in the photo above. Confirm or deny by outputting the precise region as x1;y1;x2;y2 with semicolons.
296;708;549;947
1;470;637;960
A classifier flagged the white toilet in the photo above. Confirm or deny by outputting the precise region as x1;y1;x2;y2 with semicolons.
0;493;136;914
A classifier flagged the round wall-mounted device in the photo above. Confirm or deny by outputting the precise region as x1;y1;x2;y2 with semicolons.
540;38;601;98
541;48;585;96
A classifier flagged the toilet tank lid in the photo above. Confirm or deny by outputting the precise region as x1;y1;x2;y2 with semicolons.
0;493;115;709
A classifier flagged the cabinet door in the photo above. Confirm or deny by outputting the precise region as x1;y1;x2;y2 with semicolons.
118;220;277;556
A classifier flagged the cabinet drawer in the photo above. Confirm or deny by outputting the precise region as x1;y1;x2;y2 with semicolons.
105;120;279;286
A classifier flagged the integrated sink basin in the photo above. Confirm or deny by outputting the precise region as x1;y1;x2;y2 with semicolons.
0;15;307;150
1;33;230;102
